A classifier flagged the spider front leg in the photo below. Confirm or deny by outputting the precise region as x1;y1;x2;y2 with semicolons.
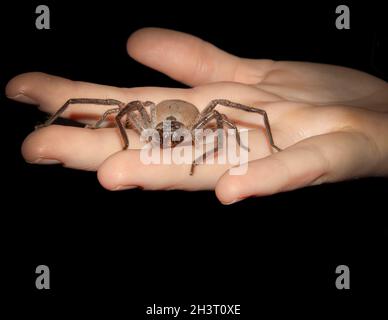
35;98;126;129
190;110;224;175
115;101;153;149
85;107;121;129
201;99;282;152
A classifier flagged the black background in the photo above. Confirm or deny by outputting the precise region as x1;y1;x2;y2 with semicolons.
1;0;387;317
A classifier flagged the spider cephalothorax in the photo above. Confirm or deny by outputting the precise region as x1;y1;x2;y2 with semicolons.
37;98;281;175
154;116;188;148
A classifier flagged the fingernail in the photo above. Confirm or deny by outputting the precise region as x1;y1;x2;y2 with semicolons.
7;93;37;104
33;158;61;165
113;185;139;191
221;198;245;205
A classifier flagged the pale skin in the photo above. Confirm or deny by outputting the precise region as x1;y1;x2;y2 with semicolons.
5;28;388;204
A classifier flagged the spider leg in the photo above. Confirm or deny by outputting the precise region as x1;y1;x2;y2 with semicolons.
193;110;224;148
115;101;151;149
142;101;157;128
130;101;154;130
190;110;224;175
200;99;281;152
86;107;121;129
190;144;220;176
220;114;250;152
36;98;125;129
150;104;157;128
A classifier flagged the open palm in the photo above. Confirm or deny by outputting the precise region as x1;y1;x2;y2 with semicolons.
6;28;388;204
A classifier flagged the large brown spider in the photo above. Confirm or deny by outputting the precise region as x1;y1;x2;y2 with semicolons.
37;99;281;174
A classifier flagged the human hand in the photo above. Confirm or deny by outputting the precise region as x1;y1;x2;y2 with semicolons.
6;28;388;204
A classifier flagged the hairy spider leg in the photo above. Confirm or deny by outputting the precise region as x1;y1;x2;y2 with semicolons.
36;98;126;129
201;99;282;152
143;101;157;128
87;107;121;129
115;101;152;149
190;110;225;175
125;101;156;130
190;110;251;175
220;113;250;152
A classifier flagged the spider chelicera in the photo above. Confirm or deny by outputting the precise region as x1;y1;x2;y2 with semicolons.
37;98;281;175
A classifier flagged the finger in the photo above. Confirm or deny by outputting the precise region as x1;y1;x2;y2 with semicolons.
6;72;127;115
5;72;191;121
215;131;380;204
97;130;274;191
97;149;228;191
127;28;275;86
22;125;144;171
5;72;284;129
256;61;388;108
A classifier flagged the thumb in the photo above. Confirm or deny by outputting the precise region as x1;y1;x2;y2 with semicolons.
127;28;274;86
215;131;381;204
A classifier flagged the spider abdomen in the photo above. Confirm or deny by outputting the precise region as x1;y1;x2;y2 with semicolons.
155;100;199;128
